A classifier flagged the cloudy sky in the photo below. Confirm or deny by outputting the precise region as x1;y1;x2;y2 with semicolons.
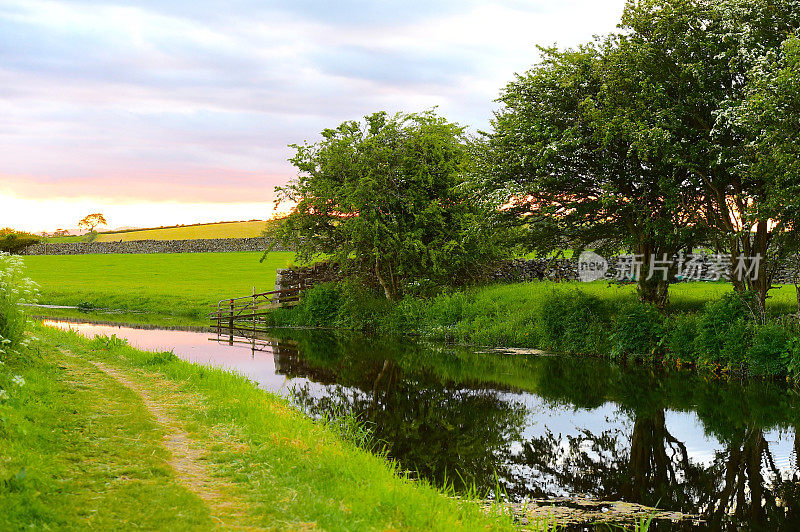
1;0;627;233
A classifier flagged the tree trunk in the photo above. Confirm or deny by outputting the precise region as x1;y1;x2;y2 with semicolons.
375;256;396;301
636;245;671;308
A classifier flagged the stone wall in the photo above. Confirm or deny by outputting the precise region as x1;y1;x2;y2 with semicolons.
274;256;799;294
20;237;287;255
489;256;799;285
274;263;343;292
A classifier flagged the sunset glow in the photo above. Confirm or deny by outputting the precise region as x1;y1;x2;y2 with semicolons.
1;0;627;233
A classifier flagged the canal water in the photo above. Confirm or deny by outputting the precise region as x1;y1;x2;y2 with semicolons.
45;319;800;530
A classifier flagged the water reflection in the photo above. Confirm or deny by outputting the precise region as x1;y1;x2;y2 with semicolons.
46;319;800;529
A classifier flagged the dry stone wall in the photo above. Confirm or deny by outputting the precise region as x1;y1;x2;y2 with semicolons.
20;237;287;255
274;256;799;292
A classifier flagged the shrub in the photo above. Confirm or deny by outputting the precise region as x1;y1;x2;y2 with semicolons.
663;314;700;362
0;253;38;357
90;334;129;351
334;280;393;331
0;231;40;254
295;283;341;326
782;336;800;381
611;302;665;359
534;289;611;354
696;292;754;368
747;324;791;377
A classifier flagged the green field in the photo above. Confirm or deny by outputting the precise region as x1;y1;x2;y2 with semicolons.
44;220;274;243
23;252;296;323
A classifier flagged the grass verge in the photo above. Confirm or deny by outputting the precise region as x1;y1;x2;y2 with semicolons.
1;324;521;530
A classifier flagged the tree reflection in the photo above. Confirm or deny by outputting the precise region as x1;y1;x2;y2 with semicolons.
289;357;527;494
259;329;800;528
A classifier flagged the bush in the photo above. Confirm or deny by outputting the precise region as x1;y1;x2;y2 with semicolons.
747;324;791;377
295;283;341;327
535;289;611;355
0;253;38;357
696;292;754;368
782;336;800;381
0;232;40;254
663;314;700;362
335;280;393;331
611;302;665;359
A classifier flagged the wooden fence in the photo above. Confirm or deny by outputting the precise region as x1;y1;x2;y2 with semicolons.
209;287;301;330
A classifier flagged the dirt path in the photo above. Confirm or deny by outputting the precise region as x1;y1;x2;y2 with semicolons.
58;349;248;526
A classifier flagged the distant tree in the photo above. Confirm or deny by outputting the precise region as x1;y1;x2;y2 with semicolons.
0;228;41;253
270;110;508;300
78;213;107;233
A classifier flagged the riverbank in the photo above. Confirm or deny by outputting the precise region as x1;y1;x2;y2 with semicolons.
266;281;800;379
1;324;519;530
21;251;800;378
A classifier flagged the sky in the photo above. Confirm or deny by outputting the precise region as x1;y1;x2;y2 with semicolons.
0;0;628;233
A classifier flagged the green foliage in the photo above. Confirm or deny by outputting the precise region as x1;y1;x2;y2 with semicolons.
294;283;341;327
334;280;393;331
611;302;665;359
781;336;800;381
696;292;754;367
143;350;178;366
747;324;791;377
90;334;128;351
0;253;38;356
271;110;508;300
534;289;611;355
487;33;699;305
315;406;380;452
663;314;699;362
0;230;40;254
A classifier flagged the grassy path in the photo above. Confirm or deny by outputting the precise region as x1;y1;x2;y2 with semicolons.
2;340;216;529
1;325;518;530
87;357;247;525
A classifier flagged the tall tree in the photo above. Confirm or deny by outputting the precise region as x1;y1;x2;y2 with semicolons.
613;0;800;312
488;43;700;306
490;0;800;310
271;110;506;300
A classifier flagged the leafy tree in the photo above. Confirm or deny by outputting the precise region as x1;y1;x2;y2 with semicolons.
270;110;507;300
732;34;800;311
609;0;800;312
489;0;800;310
487;42;700;306
78;213;107;233
0;228;41;253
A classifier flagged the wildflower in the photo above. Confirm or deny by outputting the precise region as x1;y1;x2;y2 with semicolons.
0;389;8;401
12;375;25;387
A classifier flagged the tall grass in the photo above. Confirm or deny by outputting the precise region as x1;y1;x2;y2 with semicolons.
0;252;38;355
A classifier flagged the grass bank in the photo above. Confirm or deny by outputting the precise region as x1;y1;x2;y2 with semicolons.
22;251;295;325
267;280;800;379
1;324;519;530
